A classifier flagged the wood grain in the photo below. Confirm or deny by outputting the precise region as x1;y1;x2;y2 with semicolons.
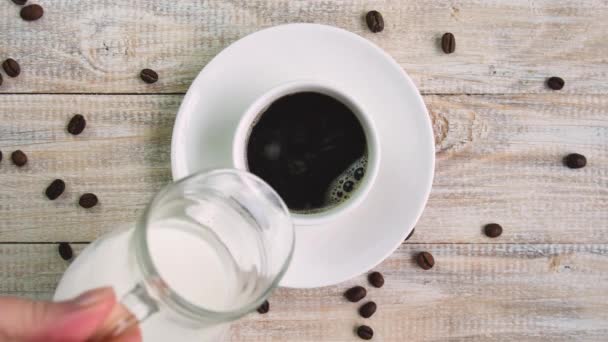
0;94;606;243
0;0;606;94
0;95;176;241
1;243;607;341
420;94;608;244
1;1;606;340
0;243;85;296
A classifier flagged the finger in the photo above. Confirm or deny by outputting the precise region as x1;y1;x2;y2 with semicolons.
88;302;138;342
0;287;116;342
107;325;142;342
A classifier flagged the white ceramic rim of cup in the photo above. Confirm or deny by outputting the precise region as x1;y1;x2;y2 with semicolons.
232;80;381;226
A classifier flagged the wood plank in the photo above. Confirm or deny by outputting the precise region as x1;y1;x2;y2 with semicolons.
1;243;607;341
0;94;606;243
0;95;176;241
0;0;606;94
419;94;608;244
0;244;85;295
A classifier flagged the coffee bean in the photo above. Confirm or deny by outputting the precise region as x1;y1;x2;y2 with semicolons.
368;271;384;288
359;301;377;318
67;114;86;135
547;77;565;90
58;242;73;261
20;4;43;21
344;286;367;302
441;32;456;54
416;251;434;270
45;179;66;200
257;300;269;314
140;69;158;84
12;0;27;5
366;10;384;33
484;223;503;238
405;228;415;241
357;325;374;340
563;153;586;169
11;150;27;167
79;193;98;208
2;58;20;77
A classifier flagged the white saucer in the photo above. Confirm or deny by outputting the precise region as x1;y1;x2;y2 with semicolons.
171;24;435;288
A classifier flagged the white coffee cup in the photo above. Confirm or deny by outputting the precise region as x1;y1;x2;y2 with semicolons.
232;80;380;226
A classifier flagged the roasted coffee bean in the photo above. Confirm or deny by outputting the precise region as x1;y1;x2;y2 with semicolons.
12;0;28;5
79;193;98;208
416;251;435;270
547;77;565;90
344;286;367;302
368;271;384;288
20;4;43;21
357;325;374;340
140;69;158;84
58;242;73;260
67;114;86;135
359;301;377;318
366;10;384;33
484;223;503;238
405;228;415;241
11;150;27;167
45;179;65;200
2;58;20;77
563;153;586;169
257;300;269;314
441;32;456;54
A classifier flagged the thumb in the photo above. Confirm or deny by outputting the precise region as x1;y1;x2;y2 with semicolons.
0;287;116;342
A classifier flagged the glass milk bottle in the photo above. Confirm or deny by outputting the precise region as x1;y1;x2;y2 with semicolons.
54;169;294;341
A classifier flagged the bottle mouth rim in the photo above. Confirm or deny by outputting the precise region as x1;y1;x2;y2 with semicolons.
134;168;295;323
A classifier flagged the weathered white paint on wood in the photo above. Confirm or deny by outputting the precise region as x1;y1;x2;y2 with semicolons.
0;95;176;241
0;244;85;295
420;94;608;244
1;243;607;341
0;0;606;94
1;1;607;338
0;94;606;243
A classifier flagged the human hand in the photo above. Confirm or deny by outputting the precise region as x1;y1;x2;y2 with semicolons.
0;287;141;342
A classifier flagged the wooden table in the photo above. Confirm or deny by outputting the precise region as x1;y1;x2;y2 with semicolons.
1;1;607;340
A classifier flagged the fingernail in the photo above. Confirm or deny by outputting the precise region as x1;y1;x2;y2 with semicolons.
72;287;114;308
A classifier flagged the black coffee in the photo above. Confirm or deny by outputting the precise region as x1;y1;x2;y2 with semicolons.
246;92;367;212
